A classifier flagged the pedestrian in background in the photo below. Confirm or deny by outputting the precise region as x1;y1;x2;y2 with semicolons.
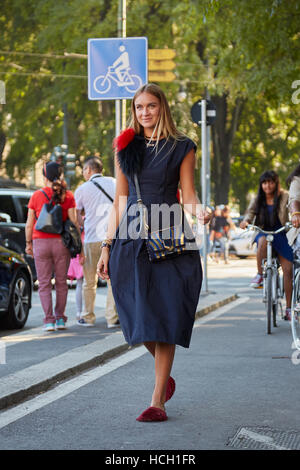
74;156;118;328
25;161;82;331
209;206;229;263
240;170;293;320
97;83;211;422
221;205;237;262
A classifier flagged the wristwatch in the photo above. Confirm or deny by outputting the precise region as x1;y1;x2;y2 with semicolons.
101;241;111;249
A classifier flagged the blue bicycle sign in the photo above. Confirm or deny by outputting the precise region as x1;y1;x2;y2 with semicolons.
88;37;148;100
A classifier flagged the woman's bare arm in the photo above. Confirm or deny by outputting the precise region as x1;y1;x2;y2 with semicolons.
179;149;210;224
97;155;129;279
105;155;129;241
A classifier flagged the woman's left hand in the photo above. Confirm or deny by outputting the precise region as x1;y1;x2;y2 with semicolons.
197;210;212;225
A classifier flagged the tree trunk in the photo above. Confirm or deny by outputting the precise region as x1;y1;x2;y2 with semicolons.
0;131;6;165
211;94;244;205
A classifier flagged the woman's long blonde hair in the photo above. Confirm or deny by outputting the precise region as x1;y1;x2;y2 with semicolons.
129;83;185;146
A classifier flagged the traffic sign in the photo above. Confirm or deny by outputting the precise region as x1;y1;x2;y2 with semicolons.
149;59;176;71
148;49;176;83
148;49;176;60
148;71;176;82
88;37;148;100
191;99;216;126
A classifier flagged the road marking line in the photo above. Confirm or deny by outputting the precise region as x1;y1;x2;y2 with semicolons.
0;346;146;430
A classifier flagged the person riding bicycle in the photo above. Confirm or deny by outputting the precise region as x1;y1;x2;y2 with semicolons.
240;170;293;320
112;45;130;84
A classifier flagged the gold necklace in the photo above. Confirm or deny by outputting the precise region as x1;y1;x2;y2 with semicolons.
145;137;156;147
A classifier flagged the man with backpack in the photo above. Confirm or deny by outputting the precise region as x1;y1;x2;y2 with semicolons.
74;156;119;328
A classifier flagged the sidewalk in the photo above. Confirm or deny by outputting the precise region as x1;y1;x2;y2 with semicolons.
0;289;237;411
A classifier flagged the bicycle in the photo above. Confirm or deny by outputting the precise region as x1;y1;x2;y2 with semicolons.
247;223;291;334
93;67;142;95
291;253;300;350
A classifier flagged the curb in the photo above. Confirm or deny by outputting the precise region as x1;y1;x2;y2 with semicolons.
196;293;238;319
0;293;238;411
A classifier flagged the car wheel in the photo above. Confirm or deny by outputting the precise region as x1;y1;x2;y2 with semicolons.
1;271;31;329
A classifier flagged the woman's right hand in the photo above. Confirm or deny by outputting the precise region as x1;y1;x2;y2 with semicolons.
239;220;248;229
292;213;300;229
97;247;110;280
25;242;33;257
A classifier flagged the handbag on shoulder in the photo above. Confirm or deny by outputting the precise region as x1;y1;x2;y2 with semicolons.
133;174;195;262
35;190;63;234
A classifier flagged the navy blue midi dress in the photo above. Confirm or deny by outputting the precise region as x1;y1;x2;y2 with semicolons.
109;136;202;348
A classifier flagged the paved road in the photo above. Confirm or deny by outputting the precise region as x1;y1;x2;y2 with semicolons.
1;257;299;451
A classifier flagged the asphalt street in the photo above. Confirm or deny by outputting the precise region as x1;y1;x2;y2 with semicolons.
0;258;300;451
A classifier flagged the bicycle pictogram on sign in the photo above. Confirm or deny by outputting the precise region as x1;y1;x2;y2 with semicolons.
93;46;142;95
88;37;148;100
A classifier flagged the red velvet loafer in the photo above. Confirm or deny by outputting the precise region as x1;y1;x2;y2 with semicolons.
165;376;176;402
136;406;168;422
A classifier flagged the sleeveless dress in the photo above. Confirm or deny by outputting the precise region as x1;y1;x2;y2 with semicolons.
109;137;203;348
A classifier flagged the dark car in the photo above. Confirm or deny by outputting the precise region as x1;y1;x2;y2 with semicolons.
0;243;33;329
0;188;36;280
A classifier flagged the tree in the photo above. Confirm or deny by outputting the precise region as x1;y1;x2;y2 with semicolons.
165;0;300;204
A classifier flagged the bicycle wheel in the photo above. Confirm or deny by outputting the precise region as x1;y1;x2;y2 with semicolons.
266;268;272;334
125;74;142;93
291;270;300;350
94;75;111;94
272;269;279;327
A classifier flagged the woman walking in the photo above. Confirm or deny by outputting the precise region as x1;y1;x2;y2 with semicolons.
25;161;83;331
97;84;210;422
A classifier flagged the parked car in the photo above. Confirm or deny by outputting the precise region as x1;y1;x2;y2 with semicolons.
0;243;33;329
0;188;36;280
229;230;257;258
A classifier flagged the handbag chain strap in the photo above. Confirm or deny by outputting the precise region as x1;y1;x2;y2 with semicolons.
133;173;149;237
133;174;184;235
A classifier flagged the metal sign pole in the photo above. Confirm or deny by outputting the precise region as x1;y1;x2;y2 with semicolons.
201;99;208;293
191;96;216;294
115;0;123;138
121;0;127;130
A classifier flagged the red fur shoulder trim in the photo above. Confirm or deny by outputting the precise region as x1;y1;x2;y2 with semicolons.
113;128;135;152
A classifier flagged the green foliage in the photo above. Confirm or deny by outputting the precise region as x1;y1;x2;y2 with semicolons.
0;0;299;208
232;101;300;212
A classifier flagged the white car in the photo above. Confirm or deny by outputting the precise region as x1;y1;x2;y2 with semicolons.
229;230;257;258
